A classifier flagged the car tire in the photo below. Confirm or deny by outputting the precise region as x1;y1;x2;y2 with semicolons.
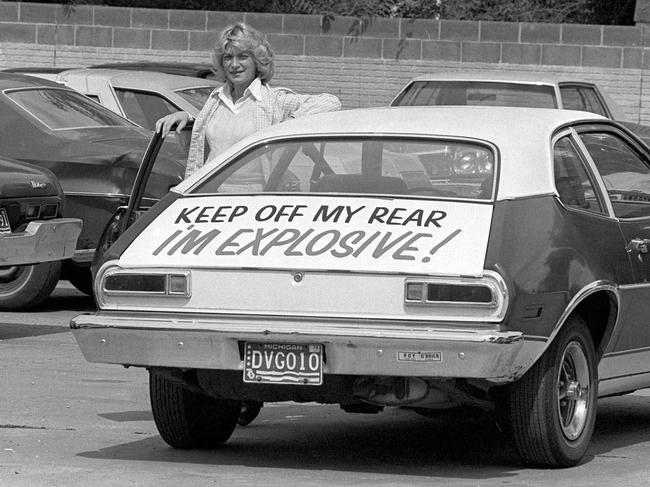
508;315;597;467
149;370;241;449
0;261;61;311
238;401;263;426
66;266;93;296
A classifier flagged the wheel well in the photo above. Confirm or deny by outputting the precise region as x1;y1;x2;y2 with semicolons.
571;290;617;360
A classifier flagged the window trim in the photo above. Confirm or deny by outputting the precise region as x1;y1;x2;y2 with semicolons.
558;83;612;119
571;123;650;221
2;86;136;131
552;128;610;217
188;133;500;202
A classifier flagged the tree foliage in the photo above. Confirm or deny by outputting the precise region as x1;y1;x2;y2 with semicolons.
51;0;637;25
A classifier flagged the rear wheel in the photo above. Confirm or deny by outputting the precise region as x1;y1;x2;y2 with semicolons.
0;261;61;310
508;316;597;467
149;370;241;449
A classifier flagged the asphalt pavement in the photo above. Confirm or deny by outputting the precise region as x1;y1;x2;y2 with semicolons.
2;283;650;486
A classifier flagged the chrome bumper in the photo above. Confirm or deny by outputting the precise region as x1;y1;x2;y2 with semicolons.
0;218;82;266
71;313;528;384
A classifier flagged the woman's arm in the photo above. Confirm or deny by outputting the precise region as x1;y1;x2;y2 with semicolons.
273;88;342;120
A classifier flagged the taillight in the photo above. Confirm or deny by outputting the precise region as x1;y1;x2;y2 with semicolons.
103;271;190;297
404;271;508;321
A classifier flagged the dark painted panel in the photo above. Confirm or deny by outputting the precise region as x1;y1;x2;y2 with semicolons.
485;196;630;339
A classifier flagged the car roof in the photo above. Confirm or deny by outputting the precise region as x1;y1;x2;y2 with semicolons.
56;68;220;90
405;70;591;86
178;106;610;201
0;72;71;89
2;66;73;74
88;61;215;77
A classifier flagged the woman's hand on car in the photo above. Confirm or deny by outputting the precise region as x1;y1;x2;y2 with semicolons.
155;111;191;138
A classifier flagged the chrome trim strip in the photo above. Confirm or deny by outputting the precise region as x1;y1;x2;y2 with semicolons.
602;345;650;358
64;191;130;199
72;249;95;263
618;282;650;291
102;269;192;298
403;270;508;320
519;281;620;374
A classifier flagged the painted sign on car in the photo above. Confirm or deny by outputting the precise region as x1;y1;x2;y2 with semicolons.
119;195;493;275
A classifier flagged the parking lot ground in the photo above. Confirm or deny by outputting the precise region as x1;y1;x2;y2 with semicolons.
2;284;650;486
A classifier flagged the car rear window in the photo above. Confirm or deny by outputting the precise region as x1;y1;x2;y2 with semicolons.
175;87;216;110
5;87;134;130
193;137;495;200
392;81;557;109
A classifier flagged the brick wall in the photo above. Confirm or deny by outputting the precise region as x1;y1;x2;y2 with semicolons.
1;2;650;122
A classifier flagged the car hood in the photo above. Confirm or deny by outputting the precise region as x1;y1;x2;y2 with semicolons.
0;156;61;198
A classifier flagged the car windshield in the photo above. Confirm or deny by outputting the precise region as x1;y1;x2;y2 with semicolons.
175;87;216;110
193;137;495;200
393;81;557;108
5;87;134;130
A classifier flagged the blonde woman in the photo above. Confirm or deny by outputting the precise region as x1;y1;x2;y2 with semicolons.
156;22;341;178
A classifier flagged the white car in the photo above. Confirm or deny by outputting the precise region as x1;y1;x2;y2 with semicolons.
72;105;650;467
55;68;220;130
391;71;650;143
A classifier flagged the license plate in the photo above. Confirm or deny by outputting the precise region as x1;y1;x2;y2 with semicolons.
243;342;323;386
0;208;11;234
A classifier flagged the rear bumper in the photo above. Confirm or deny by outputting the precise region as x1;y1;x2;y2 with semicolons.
71;312;527;384
0;218;82;266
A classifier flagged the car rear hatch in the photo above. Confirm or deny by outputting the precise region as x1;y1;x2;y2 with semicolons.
97;193;503;323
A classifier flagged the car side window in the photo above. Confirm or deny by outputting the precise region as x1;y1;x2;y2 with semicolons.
553;136;605;214
578;131;650;219
560;86;607;116
115;89;178;130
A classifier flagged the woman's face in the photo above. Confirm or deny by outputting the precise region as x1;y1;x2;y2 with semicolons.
222;47;256;91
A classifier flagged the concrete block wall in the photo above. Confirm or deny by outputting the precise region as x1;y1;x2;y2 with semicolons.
1;2;650;122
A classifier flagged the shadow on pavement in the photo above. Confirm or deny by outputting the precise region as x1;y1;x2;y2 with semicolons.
98;410;154;422
76;393;650;475
0;323;69;339
78;407;524;479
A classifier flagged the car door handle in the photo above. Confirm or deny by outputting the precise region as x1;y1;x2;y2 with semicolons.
626;238;650;259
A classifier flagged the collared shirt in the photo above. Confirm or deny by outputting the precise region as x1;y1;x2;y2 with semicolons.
204;78;261;164
185;79;341;178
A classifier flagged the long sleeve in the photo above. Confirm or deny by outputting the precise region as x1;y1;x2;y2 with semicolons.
273;88;342;120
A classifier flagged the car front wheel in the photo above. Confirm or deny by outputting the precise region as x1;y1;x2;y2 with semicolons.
508;316;597;467
149;370;241;449
0;261;61;310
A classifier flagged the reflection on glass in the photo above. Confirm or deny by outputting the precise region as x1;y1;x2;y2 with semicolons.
194;137;495;200
7;88;133;130
176;87;216;110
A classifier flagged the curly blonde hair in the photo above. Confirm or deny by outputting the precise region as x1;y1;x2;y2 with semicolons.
211;23;275;83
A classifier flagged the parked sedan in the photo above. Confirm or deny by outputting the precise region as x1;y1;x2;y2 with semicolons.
72;105;650;467
0;73;185;296
54;68;220;130
0;157;81;309
391;71;650;143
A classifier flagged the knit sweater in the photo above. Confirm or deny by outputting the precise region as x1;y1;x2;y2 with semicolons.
185;80;341;178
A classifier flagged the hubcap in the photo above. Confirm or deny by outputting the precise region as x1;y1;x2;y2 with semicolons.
557;341;590;441
0;265;32;295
